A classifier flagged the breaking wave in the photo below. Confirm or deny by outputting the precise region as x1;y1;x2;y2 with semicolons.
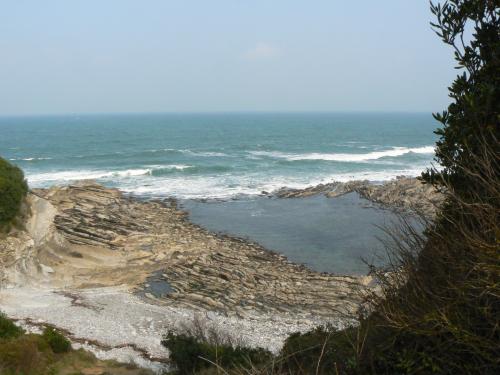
9;157;53;161
248;146;435;162
27;169;152;183
26;166;430;199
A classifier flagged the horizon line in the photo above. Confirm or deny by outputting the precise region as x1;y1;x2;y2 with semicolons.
0;109;439;118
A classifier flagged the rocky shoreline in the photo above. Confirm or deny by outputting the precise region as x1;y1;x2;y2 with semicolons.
32;183;370;317
0;182;375;369
0;178;441;369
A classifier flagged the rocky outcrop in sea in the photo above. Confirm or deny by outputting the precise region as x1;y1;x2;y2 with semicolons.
274;177;444;217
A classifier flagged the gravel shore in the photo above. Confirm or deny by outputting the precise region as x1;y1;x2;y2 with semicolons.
1;285;344;372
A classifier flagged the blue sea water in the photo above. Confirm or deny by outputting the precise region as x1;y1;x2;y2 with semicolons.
1;112;437;198
0;112;436;274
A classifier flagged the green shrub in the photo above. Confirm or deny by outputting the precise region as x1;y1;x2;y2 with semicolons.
0;157;28;227
278;325;359;375
0;312;24;340
162;332;272;374
42;327;72;353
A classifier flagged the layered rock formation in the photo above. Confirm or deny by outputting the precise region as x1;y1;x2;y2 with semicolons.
1;183;371;320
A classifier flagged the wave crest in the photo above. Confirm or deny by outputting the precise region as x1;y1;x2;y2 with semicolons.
146;149;229;157
9;157;53;161
28;168;151;183
248;146;434;162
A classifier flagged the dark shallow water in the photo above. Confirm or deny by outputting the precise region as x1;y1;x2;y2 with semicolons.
182;193;404;275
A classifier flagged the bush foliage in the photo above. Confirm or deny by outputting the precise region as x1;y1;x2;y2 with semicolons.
0;312;24;340
42;327;72;354
358;1;499;373
0;157;28;227
163;332;272;374
277;326;359;375
161;314;272;373
424;0;500;194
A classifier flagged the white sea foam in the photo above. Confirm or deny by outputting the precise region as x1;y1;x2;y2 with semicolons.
147;164;193;171
27;169;152;183
113;169;152;177
26;165;196;185
248;146;435;162
179;150;229;157
9;157;53;161
25;162;432;200
145;149;228;157
116;167;429;199
27;165;431;199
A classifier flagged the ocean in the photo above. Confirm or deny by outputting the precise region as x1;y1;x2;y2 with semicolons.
1;112;437;274
1;112;437;198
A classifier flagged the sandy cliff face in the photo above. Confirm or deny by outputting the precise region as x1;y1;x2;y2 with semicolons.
0;190;142;289
0;194;61;287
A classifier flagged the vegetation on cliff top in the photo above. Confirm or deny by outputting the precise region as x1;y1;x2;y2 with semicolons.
0;157;28;229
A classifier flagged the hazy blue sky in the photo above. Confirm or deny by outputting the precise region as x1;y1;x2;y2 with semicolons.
0;1;457;115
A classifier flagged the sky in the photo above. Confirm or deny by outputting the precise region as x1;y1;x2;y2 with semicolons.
0;0;458;115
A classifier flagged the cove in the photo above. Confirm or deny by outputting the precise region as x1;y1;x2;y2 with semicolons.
182;193;406;275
